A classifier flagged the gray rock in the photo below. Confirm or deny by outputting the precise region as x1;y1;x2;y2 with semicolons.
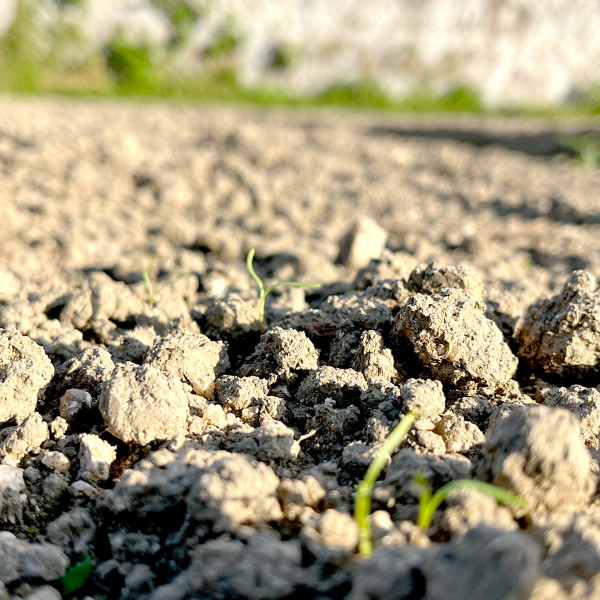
278;475;326;521
306;401;362;458
99;363;189;445
22;585;62;600
59;388;93;421
337;217;388;269
435;411;486;454
239;326;319;385
394;288;518;390
400;378;446;425
339;441;380;484
59;272;145;330
536;514;600;592
297;366;368;407
351;330;399;383
150;533;305;600
187;450;283;532
0;464;25;524
423;526;541;600
381;448;473;520
353;249;415;290
536;383;600;450
46;508;96;555
351;525;540;600
438;487;518;537
408;261;485;302
0;328;54;424
300;509;358;564
51;346;115;399
77;434;117;483
226;420;300;462
349;543;428;600
0;412;49;464
107;445;282;534
478;405;595;514
0;531;68;583
145;331;229;389
215;374;269;415
205;292;259;336
320;292;394;332
40;451;71;473
516;270;600;380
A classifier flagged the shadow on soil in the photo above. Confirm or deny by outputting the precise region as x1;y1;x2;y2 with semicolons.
367;125;598;159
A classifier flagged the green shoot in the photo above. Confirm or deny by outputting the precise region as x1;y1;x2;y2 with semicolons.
246;248;320;334
414;470;527;531
142;257;191;307
59;555;92;595
354;411;417;557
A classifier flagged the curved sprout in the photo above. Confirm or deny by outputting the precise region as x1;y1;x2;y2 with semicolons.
246;248;320;333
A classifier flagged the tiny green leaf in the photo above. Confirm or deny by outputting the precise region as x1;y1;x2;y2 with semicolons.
416;477;527;531
59;555;92;595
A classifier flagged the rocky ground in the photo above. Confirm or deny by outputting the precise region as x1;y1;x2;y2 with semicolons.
0;97;600;599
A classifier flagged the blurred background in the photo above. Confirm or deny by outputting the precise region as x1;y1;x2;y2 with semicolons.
0;0;599;115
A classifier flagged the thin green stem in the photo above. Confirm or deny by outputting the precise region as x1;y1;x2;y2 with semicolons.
246;249;320;333
354;411;417;557
142;257;157;306
142;258;191;307
246;248;265;297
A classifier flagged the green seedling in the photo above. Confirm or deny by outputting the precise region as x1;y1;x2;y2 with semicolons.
142;257;191;307
559;132;600;168
58;555;92;595
354;411;417;557
246;248;320;334
414;470;527;531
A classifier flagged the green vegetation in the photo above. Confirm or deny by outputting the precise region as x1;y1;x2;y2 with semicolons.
105;35;163;94
142;257;191;307
354;411;417;558
58;555;92;595
353;412;527;558
413;470;527;531
0;1;599;118
559;132;600;168
316;80;484;112
203;17;242;59
151;0;202;45
246;248;320;334
267;42;302;70
0;0;44;92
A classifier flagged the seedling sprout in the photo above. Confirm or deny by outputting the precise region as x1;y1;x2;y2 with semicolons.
142;257;191;307
414;471;527;531
246;248;320;333
354;411;417;557
354;411;527;558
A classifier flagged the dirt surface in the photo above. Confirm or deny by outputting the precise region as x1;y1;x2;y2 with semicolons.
1;97;600;599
